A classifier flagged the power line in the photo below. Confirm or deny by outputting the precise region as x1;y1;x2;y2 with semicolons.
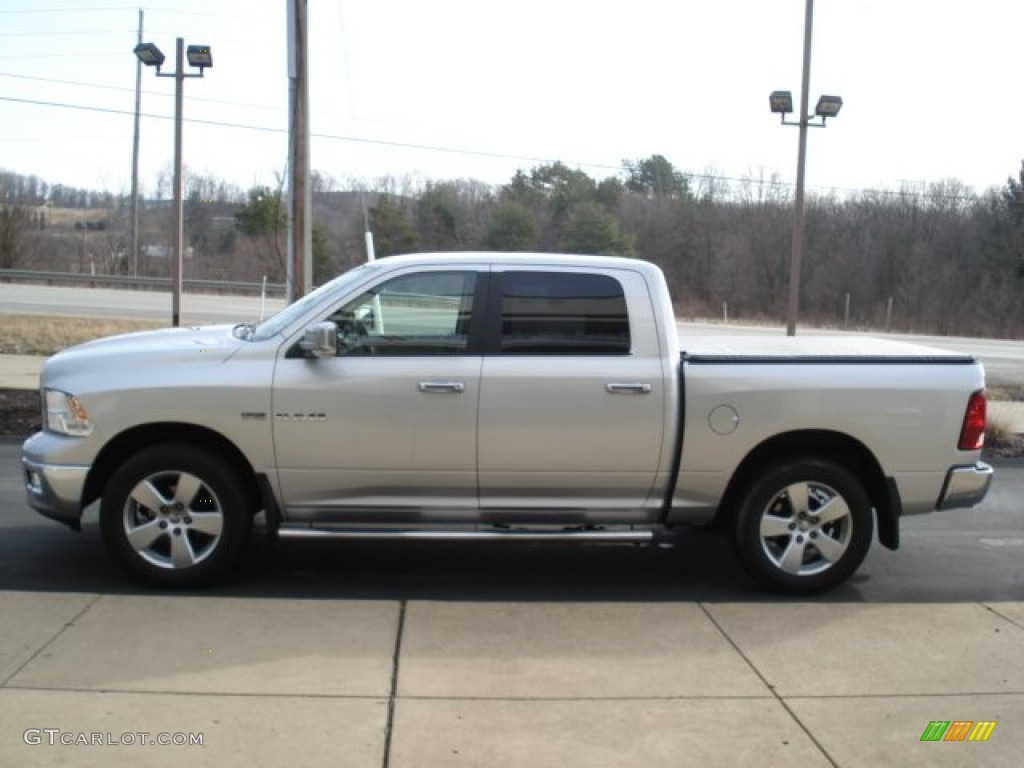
0;69;427;128
0;52;124;59
0;92;605;166
0;29;135;36
0;6;128;12
0;5;274;24
0;93;992;201
0;65;517;149
0;71;283;113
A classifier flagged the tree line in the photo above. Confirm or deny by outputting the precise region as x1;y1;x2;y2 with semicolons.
1;156;1023;338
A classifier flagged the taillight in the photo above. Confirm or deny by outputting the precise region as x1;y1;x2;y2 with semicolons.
958;390;986;451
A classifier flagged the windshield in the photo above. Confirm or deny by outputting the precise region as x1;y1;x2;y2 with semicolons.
249;263;379;341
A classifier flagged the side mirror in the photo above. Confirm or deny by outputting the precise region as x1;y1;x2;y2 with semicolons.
299;321;337;358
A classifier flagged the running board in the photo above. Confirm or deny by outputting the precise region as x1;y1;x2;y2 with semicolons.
276;526;656;543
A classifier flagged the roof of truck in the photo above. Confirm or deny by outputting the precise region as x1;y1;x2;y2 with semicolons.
375;251;658;272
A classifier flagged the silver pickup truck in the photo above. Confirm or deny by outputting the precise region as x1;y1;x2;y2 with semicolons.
22;253;993;593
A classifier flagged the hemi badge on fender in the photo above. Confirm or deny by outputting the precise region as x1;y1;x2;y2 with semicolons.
240;412;267;421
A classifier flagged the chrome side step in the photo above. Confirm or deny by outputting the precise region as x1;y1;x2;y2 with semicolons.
276;526;655;543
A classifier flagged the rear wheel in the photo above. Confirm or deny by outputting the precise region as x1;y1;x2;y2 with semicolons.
733;458;873;594
100;444;252;588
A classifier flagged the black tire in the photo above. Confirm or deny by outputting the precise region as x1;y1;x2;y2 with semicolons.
732;458;873;594
100;443;252;588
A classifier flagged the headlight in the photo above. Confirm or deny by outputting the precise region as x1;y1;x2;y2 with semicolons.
43;389;94;436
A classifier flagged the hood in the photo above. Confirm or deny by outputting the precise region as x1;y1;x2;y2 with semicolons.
41;324;246;389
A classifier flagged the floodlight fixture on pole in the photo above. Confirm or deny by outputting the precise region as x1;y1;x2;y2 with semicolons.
769;0;842;336
133;42;165;68
133;37;212;327
771;88;843;128
769;90;794;116
814;94;843;120
186;45;213;69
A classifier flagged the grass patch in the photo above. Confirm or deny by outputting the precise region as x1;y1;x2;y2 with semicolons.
984;410;1024;458
988;384;1024;402
0;315;164;356
986;413;1014;446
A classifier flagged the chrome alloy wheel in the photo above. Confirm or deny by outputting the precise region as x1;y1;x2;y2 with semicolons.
121;470;224;570
757;480;853;577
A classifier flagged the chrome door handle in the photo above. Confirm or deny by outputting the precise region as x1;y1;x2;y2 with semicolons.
605;382;652;395
418;381;466;394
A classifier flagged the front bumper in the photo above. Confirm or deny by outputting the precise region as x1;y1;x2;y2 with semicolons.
936;462;994;511
23;457;88;528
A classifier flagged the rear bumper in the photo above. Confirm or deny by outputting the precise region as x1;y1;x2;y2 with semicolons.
936;462;993;511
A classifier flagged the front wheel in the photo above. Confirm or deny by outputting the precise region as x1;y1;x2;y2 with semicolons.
100;444;252;588
732;458;874;594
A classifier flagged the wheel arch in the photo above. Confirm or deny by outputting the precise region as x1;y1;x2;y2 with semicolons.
715;429;900;550
82;423;261;513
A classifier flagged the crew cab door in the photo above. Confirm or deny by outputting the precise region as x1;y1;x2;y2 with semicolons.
272;268;484;520
477;267;667;520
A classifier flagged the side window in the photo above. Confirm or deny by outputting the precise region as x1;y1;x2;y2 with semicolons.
499;271;630;355
327;271;477;356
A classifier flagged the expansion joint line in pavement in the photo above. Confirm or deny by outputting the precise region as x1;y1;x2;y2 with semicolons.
698;602;839;768
1;594;102;688
381;599;407;768
981;601;1024;631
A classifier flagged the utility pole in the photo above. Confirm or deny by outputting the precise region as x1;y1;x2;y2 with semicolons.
130;8;143;277
287;0;312;301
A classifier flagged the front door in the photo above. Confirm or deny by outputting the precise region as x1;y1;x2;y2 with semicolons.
272;268;483;521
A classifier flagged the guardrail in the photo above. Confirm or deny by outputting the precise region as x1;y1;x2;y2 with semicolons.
0;269;287;297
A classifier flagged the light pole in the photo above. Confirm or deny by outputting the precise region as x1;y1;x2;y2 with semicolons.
133;39;212;327
770;0;841;336
130;10;143;279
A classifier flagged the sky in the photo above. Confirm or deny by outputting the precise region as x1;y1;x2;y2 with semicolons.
2;0;1023;200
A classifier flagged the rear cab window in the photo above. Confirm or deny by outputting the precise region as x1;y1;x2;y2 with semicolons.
497;271;630;355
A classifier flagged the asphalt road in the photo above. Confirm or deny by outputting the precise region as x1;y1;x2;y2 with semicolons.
0;282;287;324
3;283;1022;385
1;443;1020;602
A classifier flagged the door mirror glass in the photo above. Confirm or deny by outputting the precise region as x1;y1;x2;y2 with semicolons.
299;321;338;358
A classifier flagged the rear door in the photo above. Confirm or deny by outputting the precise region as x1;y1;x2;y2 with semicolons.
477;267;667;520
